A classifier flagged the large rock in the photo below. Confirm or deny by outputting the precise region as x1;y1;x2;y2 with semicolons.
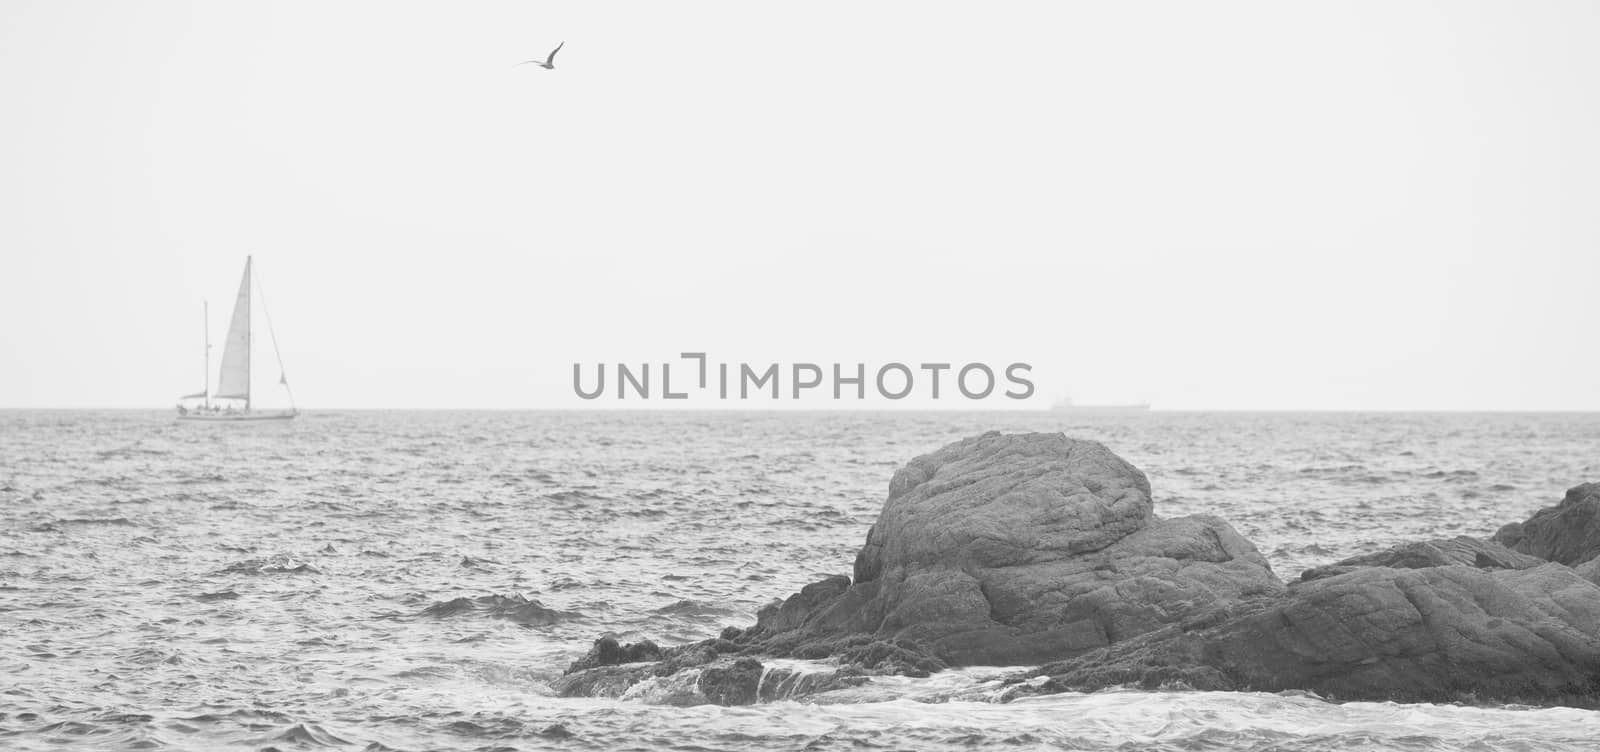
550;431;1600;708
742;432;1283;666
1494;483;1600;565
854;431;1154;580
1035;563;1600;706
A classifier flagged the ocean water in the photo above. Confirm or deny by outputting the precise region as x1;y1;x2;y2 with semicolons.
3;409;1600;751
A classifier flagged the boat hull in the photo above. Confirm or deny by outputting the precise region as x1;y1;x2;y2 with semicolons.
176;410;298;422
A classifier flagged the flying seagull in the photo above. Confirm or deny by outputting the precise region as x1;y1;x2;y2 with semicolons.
518;42;564;69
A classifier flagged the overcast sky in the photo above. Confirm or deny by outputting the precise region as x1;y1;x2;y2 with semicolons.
2;1;1596;410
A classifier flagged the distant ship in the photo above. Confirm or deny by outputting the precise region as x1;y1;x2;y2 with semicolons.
1048;397;1151;414
176;256;298;422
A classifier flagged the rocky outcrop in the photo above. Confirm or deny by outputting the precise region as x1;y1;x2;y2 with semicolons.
1220;564;1600;701
551;432;1600;708
730;432;1283;668
1026;482;1600;706
1494;482;1600;565
1031;562;1600;705
555;431;1281;702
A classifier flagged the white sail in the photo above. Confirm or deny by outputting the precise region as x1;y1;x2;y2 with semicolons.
215;257;252;402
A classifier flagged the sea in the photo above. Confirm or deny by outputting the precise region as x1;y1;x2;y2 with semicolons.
3;409;1600;751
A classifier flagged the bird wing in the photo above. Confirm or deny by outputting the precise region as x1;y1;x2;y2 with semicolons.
546;41;564;64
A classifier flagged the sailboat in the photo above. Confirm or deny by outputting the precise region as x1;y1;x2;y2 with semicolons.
176;256;298;421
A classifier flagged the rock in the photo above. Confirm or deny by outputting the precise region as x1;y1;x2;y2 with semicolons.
556;653;868;706
651;642;723;676
757;664;869;701
1494;483;1600;565
1216;563;1600;702
854;432;1153;582
744;432;1282;666
754;575;850;634
422;593;579;626
564;636;663;674
833;639;945;677
696;657;765;705
553;639;716;699
1576;558;1600;587
550;662;651;698
566;636;659;672
550;430;1600;708
1299;535;1546;582
1037;563;1600;706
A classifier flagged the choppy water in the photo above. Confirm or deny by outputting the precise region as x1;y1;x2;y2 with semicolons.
3;410;1600;751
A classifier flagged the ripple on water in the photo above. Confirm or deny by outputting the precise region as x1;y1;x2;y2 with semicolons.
1;410;1599;751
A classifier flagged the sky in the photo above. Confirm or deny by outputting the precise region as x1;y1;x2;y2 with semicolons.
1;1;1597;410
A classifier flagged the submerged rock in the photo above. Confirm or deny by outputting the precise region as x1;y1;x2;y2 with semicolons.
538;723;574;739
421;593;579;626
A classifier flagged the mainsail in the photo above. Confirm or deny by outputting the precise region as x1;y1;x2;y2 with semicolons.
215;257;252;404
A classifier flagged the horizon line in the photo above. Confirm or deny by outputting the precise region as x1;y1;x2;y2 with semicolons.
4;406;1600;414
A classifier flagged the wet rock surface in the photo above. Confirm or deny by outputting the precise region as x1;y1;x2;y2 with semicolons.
1298;535;1546;582
1494;482;1600;565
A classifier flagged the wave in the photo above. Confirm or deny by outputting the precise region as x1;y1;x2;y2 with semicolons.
30;517;137;532
219;555;321;575
255;722;350;747
652;599;741;618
